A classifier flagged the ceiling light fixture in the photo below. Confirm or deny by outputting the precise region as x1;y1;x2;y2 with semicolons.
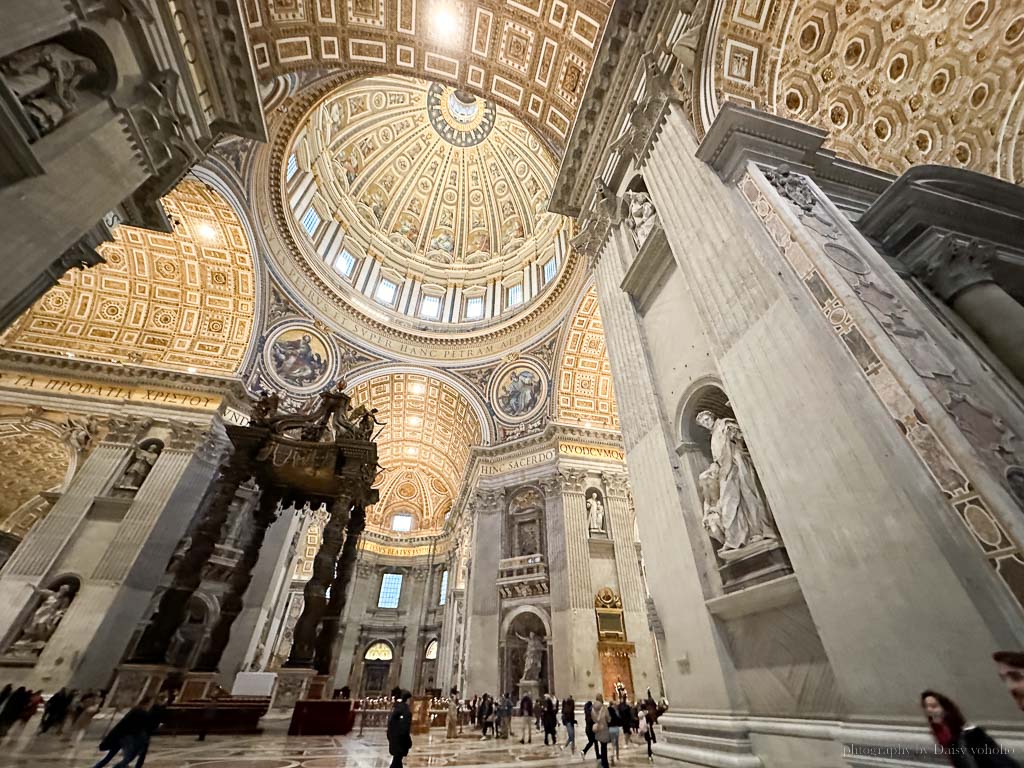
408;416;423;426
196;222;218;242
409;383;426;395
431;2;460;46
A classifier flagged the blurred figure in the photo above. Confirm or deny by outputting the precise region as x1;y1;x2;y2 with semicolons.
541;695;557;746
0;686;28;739
921;690;1019;767
593;694;611;768
518;692;533;744
994;652;1024;712
581;700;598;761
387;690;413;768
40;687;71;734
92;696;153;768
66;691;101;745
561;694;576;752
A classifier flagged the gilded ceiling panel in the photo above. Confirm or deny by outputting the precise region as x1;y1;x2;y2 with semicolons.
704;0;1024;183
1;180;257;374
556;286;618;430
244;0;612;151
350;371;482;533
0;422;70;538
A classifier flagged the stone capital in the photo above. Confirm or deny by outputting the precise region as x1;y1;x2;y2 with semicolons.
911;233;996;302
471;489;504;515
558;469;588;494
601;472;631;498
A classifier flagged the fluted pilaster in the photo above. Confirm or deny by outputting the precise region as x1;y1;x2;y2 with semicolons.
559;470;592;610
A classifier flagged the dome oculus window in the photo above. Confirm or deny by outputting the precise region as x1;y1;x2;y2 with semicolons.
286;153;299;181
506;283;523;308
333;249;356;279
543;257;558;284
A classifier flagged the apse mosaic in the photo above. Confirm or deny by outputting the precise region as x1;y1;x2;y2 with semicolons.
0;180;256;374
260;321;337;394
490;359;548;423
702;0;1024;184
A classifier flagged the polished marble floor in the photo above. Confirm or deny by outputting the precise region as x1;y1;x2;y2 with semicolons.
0;720;658;768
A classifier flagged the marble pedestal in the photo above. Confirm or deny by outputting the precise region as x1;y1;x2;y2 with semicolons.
273;668;314;709
718;541;792;594
517;679;541;702
108;664;172;709
307;674;332;700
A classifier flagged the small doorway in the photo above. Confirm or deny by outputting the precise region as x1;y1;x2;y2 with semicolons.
362;641;394;696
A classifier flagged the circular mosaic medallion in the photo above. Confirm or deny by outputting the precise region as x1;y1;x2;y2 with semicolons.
261;321;337;395
426;82;496;147
489;359;547;423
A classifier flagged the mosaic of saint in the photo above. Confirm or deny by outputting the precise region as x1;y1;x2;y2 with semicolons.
262;324;335;392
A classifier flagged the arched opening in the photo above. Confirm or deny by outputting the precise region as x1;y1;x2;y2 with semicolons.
362;641;395;697
501;609;550;697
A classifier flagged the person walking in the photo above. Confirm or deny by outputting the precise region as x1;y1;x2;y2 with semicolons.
499;693;514;739
446;689;459;740
581;700;598;761
541;695;558;746
607;697;622;764
641;694;667;762
66;691;100;745
593;695;611;768
0;687;28;740
618;697;634;747
921;690;1020;767
518;692;533;744
478;694;494;740
92;697;152;768
387;690;413;768
561;695;576;752
40;687;70;734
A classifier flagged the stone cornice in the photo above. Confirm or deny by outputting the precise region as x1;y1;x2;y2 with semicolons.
0;350;247;401
551;0;669;216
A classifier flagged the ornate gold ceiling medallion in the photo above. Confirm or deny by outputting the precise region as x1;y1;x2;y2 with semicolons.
427;83;496;147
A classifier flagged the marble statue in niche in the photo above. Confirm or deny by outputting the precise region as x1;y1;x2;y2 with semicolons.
120;439;163;490
64;414;100;453
9;583;75;654
516;631;544;682
587;491;606;534
625;191;659;249
497;369;540;417
0;42;100;138
696;410;778;557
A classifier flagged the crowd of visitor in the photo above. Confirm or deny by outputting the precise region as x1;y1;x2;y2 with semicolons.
0;649;1020;767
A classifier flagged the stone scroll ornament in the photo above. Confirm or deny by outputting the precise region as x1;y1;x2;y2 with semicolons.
696;411;779;559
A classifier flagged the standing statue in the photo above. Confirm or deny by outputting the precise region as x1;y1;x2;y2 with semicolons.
120;440;163;489
17;584;74;645
515;631;545;682
0;43;99;136
586;491;605;533
695;410;777;555
624;191;659;249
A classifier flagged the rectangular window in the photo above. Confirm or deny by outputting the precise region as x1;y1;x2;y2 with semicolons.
333;249;356;278
542;257;558;284
464;296;484;320
375;277;398;306
420;294;442;320
506;283;524;307
391;514;413;532
301;207;321;236
286;154;299;181
378;573;403;608
439;569;449;605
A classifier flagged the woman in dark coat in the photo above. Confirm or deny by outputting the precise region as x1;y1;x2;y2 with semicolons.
922;690;1020;768
387;690;413;768
541;696;558;745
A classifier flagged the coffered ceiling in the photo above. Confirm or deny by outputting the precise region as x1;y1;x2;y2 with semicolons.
557;286;618;430
242;0;612;151
702;0;1024;183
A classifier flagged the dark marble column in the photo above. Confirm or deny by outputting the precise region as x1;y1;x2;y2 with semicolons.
131;431;264;664
286;494;353;668
192;488;283;672
313;505;366;674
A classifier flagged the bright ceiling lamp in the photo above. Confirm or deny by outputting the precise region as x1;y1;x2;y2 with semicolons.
431;2;461;46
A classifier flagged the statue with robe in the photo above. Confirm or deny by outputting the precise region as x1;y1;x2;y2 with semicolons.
695;410;777;554
515;631;545;682
17;583;74;645
586;491;605;533
121;441;162;489
625;191;659;249
0;43;99;137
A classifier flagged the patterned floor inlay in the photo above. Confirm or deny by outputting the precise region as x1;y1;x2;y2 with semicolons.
0;723;658;767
